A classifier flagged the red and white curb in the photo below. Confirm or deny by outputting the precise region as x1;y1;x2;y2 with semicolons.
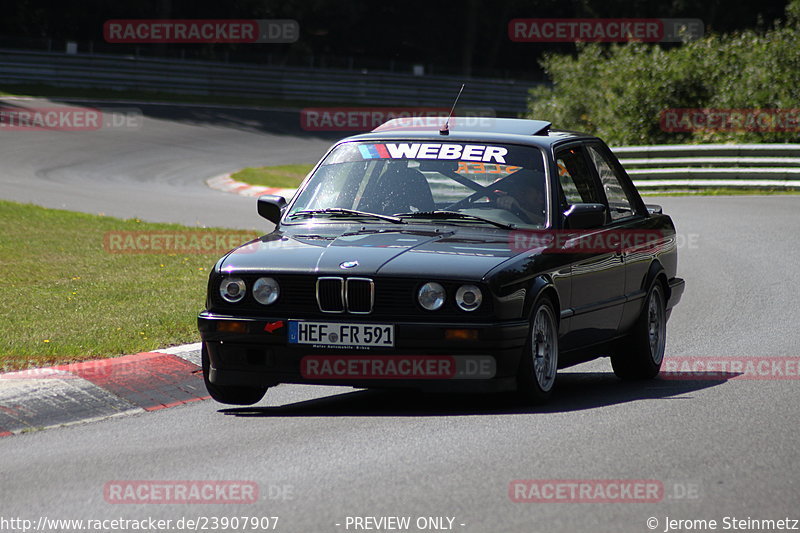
206;173;296;199
0;343;206;437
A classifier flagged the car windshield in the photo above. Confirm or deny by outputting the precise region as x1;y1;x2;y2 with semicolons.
285;141;548;228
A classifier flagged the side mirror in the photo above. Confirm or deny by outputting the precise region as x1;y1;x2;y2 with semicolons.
563;203;606;229
257;195;287;225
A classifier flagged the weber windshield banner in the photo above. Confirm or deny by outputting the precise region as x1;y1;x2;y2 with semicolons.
324;142;544;171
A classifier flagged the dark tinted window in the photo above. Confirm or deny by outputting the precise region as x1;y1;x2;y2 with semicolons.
554;146;603;208
587;145;637;220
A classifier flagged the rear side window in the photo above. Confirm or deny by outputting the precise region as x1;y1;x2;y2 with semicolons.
587;145;637;220
554;146;603;208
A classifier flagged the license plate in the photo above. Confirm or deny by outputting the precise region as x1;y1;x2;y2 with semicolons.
288;321;394;347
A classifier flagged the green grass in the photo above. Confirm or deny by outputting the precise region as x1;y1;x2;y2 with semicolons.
0;200;260;372
231;164;315;188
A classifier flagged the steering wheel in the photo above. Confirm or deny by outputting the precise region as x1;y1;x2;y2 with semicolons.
446;189;536;224
444;188;502;211
495;195;536;223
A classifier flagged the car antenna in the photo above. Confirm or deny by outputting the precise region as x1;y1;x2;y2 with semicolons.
440;83;465;136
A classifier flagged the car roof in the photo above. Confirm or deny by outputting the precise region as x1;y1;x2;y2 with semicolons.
342;117;595;148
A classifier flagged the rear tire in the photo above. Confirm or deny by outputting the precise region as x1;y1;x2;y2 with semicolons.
611;281;667;380
516;296;559;404
202;345;268;405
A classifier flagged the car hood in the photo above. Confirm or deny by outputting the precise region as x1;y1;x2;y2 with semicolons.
219;225;520;280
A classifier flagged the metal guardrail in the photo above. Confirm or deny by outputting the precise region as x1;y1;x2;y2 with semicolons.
612;144;800;188
209;144;800;198
2;52;793;190
0;49;537;114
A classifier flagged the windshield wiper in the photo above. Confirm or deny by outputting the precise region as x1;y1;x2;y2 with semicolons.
289;208;405;224
395;211;516;230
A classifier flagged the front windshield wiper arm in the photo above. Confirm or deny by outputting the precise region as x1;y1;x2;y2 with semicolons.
289;208;405;224
395;211;517;230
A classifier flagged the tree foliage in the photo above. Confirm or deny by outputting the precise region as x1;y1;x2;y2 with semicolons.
528;1;800;144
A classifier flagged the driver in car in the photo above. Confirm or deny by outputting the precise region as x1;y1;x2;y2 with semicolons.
492;169;546;225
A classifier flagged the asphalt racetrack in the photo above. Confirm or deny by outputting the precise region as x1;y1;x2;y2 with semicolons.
0;97;336;228
1;98;799;533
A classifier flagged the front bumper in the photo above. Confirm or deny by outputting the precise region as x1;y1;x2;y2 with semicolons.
198;311;530;393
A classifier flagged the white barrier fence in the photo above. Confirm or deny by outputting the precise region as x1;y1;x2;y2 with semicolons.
612;144;800;189
0;48;536;114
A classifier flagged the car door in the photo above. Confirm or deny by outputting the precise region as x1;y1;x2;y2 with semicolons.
584;141;654;334
554;143;625;351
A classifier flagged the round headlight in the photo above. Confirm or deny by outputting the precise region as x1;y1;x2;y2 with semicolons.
456;285;482;311
253;277;280;305
219;277;246;303
418;282;446;311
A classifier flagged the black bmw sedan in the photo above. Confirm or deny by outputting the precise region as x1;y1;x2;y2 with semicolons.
198;117;685;404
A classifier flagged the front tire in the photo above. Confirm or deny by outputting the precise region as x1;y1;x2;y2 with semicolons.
611;281;667;380
516;296;559;404
202;345;268;405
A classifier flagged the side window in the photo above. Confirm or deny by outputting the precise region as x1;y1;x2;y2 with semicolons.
587;145;636;220
556;158;582;205
554;146;603;208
